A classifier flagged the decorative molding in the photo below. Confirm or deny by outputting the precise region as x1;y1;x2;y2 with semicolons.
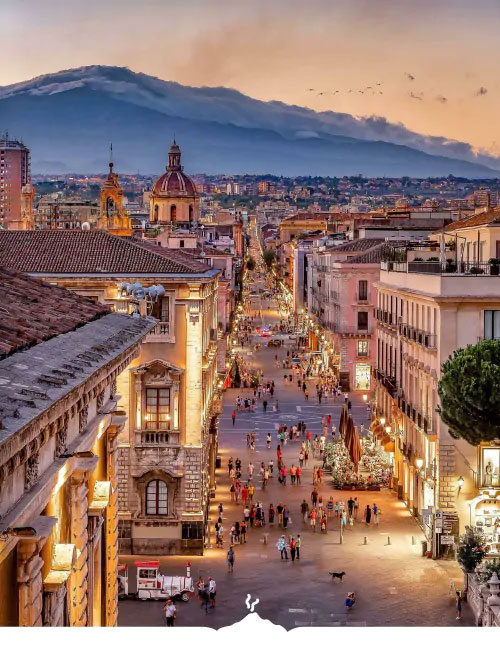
25;451;39;491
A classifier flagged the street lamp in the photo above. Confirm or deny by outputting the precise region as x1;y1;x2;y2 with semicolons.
457;476;465;494
362;394;368;403
415;458;423;470
380;417;386;426
385;426;392;434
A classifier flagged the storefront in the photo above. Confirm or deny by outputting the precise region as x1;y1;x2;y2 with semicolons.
468;444;500;557
354;362;371;391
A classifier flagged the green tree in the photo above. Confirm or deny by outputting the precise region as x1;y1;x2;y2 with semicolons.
246;256;256;271
262;249;275;269
457;530;486;573
437;339;500;445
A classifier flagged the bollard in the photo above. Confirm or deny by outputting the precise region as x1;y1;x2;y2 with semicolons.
412;535;416;545
363;536;368;545
387;535;391;545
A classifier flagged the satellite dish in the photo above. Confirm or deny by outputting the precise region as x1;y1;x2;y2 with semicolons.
82;222;91;231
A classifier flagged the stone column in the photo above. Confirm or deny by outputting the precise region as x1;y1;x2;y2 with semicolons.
17;538;44;626
105;425;121;627
69;470;90;627
185;300;203;445
16;516;56;626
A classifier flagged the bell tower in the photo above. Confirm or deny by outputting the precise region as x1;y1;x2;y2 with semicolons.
167;139;182;171
98;148;132;237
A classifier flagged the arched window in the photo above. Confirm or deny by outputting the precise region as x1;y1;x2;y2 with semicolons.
154;204;159;222
170;204;177;222
189;204;194;222
146;479;168;515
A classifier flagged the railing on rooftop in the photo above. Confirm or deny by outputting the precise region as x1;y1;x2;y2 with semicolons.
382;260;500;276
399;323;437;349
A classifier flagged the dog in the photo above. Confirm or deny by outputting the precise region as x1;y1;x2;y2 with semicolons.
329;571;346;582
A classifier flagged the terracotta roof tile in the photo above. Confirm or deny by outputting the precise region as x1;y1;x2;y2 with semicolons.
440;207;500;233
0;267;109;358
0;230;212;275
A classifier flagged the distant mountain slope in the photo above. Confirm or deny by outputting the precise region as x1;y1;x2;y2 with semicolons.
0;66;498;177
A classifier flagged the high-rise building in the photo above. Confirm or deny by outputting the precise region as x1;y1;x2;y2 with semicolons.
0;135;30;228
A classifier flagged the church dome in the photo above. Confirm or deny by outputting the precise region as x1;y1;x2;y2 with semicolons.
152;140;197;198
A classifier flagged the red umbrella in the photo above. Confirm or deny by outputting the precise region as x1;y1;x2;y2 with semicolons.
339;406;348;439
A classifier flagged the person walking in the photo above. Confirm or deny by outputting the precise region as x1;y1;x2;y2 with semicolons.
373;503;379;524
163;598;177;626
301;499;309;523
311;488;318;508
240;521;247;543
269;503;275;525
277;502;284;527
263;399;268;412
281;465;288;486
456;591;463;620
283;505;290;529
290;537;297;561
277;535;288;560
208;577;217;608
354;497;359;520
309;508;317;532
296;464;302;486
290;464;297;485
327;497;334;518
364;504;372;525
348;496;355;518
267;433;272;448
296;534;302;559
227;546;235;572
232;410;236;426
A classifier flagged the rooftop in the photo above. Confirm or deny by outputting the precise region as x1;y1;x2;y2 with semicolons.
0;312;155;446
440;207;500;233
0;267;109;358
0;230;214;276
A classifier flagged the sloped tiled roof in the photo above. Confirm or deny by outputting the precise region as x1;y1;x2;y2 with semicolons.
330;238;386;252
0;230;212;275
124;238;211;271
440;207;500;233
346;240;409;264
0;267;109;358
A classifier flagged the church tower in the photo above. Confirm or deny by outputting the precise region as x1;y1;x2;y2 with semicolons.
150;139;199;227
7;183;35;230
98;157;132;237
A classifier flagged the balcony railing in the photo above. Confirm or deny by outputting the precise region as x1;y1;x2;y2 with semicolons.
375;308;397;326
398;397;431;433
372;368;398;397
137;430;180;446
382;260;500;276
399;323;437;349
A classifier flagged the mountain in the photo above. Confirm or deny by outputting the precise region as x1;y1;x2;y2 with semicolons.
0;65;498;177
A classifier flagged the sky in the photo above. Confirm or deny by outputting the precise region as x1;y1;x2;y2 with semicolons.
2;0;500;155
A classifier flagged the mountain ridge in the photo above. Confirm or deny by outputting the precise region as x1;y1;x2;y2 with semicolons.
1;66;498;178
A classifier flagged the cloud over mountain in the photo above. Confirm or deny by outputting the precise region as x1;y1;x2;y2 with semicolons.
0;65;498;177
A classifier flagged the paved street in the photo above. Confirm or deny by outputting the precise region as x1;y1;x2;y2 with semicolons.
119;285;473;628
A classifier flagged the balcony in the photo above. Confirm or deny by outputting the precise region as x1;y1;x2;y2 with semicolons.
372;368;398;397
375;308;397;327
382;259;500;276
144;321;175;343
136;430;180;446
397;397;432;434
399;323;437;350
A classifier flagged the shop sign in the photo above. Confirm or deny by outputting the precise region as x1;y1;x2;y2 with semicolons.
440;535;455;545
435;511;443;532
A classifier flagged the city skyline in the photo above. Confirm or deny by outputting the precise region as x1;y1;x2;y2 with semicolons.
2;0;500;157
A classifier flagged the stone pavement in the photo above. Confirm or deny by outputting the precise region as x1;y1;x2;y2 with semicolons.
118;290;473;628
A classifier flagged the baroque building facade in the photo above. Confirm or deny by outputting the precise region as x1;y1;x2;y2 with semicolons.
0;267;154;626
0;230;221;555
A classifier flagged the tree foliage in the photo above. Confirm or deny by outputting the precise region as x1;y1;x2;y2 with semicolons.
457;530;486;573
246;256;256;271
437;339;500;445
262;249;275;269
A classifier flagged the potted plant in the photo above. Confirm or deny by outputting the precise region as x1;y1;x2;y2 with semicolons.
489;258;500;276
457;530;486;589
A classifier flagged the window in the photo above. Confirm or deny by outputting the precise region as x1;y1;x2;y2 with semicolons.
170;204;177;222
357;340;368;356
145;388;171;429
484;311;500;340
358;280;368;301
160;297;170;323
180;239;185;248
357;311;368;330
146;479;168;515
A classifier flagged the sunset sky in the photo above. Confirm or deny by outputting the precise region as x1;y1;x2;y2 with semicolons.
3;0;500;155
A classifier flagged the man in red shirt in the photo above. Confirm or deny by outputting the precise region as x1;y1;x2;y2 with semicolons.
281;465;288;486
296;465;302;486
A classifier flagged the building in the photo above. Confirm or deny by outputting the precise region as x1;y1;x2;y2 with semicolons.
307;238;395;390
373;229;500;555
97;162;132;236
150;140;199;226
0;136;30;229
0;230;221;556
0;267;154;626
35;198;100;230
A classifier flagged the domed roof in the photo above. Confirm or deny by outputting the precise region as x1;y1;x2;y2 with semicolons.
152;139;197;198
